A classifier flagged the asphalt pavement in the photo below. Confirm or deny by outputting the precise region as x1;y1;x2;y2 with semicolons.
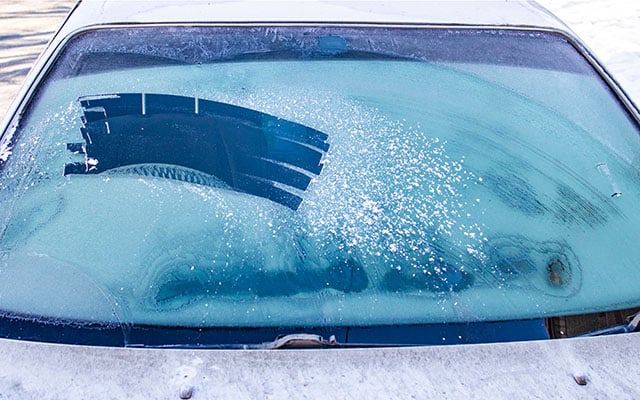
0;0;73;116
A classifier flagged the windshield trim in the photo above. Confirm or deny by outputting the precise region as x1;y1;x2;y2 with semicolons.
2;22;640;348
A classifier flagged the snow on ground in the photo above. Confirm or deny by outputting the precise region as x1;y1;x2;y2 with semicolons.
0;0;639;113
537;0;640;105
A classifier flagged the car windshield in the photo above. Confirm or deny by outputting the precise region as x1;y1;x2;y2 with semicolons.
1;26;640;346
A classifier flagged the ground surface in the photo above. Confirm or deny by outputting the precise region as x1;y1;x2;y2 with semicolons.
0;1;72;115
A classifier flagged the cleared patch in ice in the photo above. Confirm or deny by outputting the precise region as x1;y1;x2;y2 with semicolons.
64;93;330;210
483;235;582;298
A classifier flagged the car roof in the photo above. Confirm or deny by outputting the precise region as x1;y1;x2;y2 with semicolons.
62;0;571;33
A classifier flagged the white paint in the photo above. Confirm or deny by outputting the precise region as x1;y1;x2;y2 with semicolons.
0;333;638;399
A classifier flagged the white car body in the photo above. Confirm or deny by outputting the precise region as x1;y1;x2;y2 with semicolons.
1;1;639;398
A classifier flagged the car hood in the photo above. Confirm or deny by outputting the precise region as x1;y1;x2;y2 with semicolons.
1;333;639;398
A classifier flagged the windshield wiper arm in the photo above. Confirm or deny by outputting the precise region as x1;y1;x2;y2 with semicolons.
580;311;640;337
258;333;339;349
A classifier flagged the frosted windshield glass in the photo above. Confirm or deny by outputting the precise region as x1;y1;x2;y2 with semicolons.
1;27;640;333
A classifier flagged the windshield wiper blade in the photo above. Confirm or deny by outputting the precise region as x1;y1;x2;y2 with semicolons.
580;311;640;337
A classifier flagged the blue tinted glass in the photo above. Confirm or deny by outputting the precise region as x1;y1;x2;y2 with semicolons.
1;27;639;345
